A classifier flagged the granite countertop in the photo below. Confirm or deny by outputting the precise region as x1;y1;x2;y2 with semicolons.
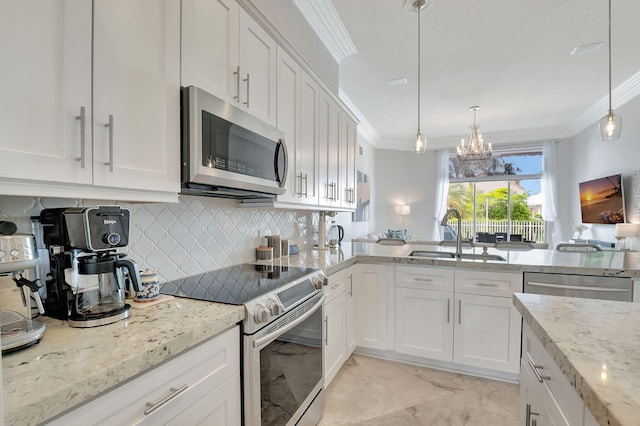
513;293;640;426
291;242;640;278
4;242;640;424
1;293;244;426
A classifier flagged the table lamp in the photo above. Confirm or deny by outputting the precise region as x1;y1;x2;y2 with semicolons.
614;223;636;250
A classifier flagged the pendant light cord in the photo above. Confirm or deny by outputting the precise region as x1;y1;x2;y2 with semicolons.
417;5;421;134
608;0;612;115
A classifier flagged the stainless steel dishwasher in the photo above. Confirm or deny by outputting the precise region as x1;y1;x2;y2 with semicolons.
524;272;633;302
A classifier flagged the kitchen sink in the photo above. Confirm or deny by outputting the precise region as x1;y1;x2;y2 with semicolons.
408;251;506;262
457;253;506;262
408;250;457;259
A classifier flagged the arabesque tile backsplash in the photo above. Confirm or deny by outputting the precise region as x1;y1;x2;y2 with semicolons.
0;195;316;282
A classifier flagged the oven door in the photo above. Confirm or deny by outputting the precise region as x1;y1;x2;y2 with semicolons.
244;292;324;426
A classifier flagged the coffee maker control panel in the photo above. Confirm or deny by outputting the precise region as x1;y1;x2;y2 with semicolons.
64;206;130;252
103;233;122;246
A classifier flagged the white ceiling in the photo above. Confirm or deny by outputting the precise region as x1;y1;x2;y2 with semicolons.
326;0;640;150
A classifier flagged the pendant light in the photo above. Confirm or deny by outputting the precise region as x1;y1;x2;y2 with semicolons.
599;0;622;141
405;0;434;153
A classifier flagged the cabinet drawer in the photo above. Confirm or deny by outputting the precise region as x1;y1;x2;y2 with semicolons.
47;326;240;426
522;323;583;425
454;269;522;297
396;265;454;292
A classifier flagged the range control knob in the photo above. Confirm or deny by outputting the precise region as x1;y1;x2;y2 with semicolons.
253;304;270;324
266;298;282;316
311;274;328;290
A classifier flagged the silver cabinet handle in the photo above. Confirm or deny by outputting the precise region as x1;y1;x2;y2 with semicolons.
334;183;339;201
525;403;539;426
324;316;329;345
233;66;240;102
458;299;461;324
104;115;114;172
75;106;86;168
144;384;189;415
476;282;499;287
296;174;303;196
413;277;433;282
303;173;308;197
243;73;250;107
447;298;450;323
348;274;353;296
527;359;551;383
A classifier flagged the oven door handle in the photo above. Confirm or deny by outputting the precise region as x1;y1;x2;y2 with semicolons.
253;295;325;350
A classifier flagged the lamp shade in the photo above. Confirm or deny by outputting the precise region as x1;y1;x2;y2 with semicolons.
395;205;411;215
615;223;636;238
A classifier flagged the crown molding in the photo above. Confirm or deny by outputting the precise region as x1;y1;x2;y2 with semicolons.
338;88;382;145
568;70;640;135
292;0;357;64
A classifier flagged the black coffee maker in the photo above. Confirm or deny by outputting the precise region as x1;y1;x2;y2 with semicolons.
40;206;142;327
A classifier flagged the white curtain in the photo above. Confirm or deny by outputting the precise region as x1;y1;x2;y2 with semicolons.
432;149;450;240
541;140;563;247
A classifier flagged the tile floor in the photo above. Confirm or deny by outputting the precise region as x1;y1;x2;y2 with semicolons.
319;355;519;425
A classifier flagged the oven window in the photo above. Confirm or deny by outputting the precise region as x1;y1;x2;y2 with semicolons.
201;110;278;181
260;307;322;425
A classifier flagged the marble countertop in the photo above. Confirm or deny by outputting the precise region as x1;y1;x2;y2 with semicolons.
513;293;640;426
1;288;244;426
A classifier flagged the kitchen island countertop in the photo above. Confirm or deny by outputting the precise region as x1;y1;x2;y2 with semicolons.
513;293;640;426
1;293;244;426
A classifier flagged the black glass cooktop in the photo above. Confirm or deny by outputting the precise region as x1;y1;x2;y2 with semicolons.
160;264;318;305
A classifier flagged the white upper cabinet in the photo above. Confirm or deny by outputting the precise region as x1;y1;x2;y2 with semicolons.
181;0;240;101
238;9;277;127
276;46;301;203
0;0;92;185
298;72;320;205
318;90;342;208
340;113;357;208
92;0;180;193
182;0;276;127
0;0;180;201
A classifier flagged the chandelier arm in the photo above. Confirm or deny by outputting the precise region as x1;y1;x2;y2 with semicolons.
417;5;421;133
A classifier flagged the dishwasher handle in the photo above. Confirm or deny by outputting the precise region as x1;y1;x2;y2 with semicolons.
526;281;630;293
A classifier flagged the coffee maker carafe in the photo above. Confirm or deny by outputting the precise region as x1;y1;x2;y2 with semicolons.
41;206;142;327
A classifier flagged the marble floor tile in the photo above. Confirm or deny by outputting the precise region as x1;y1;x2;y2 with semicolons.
320;354;519;426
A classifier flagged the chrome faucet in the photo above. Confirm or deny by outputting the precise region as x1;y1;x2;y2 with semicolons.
441;208;463;256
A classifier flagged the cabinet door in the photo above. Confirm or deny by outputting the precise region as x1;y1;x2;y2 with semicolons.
0;0;92;184
92;0;180;193
339;114;357;208
395;288;453;361
520;359;571;426
275;46;300;203
299;72;320;205
345;269;357;356
324;291;346;386
238;9;277;126
453;293;521;374
354;264;387;350
318;91;341;208
181;0;239;102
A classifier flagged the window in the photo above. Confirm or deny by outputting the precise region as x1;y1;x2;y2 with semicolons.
446;148;545;243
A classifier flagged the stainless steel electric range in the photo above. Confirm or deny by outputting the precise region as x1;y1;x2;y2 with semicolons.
161;263;327;426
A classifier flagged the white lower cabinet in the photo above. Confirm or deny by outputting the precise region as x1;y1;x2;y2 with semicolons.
354;264;388;351
394;266;522;375
344;268;357;356
46;326;240;426
324;272;347;386
519;322;587;426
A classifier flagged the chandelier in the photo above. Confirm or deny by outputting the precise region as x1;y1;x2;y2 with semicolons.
456;106;493;175
405;0;434;153
599;0;622;141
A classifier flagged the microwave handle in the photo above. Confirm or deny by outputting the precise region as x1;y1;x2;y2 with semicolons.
275;139;288;188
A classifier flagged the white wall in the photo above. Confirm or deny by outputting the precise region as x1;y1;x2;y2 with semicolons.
373;148;438;241
557;93;640;249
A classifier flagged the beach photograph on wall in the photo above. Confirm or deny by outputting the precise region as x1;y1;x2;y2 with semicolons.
579;174;625;224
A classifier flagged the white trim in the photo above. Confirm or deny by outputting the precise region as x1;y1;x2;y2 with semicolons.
338;88;381;145
292;0;358;64
568;70;640;135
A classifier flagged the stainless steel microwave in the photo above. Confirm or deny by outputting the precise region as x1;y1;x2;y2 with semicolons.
180;86;287;199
